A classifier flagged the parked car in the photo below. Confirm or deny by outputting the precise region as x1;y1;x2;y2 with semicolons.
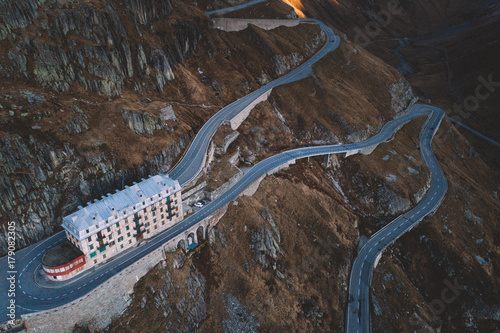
194;201;203;208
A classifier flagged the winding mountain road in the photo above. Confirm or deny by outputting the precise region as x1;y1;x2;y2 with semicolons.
345;105;447;333
0;6;340;323
0;2;448;332
169;17;340;186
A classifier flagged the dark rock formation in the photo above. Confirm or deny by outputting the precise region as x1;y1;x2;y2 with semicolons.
0;128;192;255
0;0;206;96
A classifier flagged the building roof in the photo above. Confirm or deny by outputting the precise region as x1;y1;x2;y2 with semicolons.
62;174;180;240
42;241;84;267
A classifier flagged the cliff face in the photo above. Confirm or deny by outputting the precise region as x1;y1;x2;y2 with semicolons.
0;0;325;254
0;0;203;252
104;2;499;333
0;0;203;96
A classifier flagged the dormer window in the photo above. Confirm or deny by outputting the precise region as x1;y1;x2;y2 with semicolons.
86;229;89;233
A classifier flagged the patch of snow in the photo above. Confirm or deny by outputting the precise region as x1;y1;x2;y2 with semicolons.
386;174;397;182
465;209;483;224
475;255;489;266
407;167;419;174
382;155;390;161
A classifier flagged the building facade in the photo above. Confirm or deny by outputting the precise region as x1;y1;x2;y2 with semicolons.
62;175;183;270
41;241;86;281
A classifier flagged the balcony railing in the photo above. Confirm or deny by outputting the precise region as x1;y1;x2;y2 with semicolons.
133;229;145;237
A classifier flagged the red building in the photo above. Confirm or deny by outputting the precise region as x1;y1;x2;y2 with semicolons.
41;241;86;281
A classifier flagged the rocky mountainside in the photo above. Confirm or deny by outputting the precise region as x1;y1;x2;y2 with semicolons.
1;0;498;332
0;0;324;254
101;1;499;333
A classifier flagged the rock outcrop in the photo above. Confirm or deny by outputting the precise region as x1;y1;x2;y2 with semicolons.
0;0;205;96
250;208;283;271
0;128;192;255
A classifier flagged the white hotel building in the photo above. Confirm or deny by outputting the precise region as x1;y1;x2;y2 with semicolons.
61;174;183;269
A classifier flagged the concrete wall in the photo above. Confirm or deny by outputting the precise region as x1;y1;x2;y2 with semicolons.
215;131;240;156
227;89;272;130
267;159;296;175
206;170;244;201
212;18;300;32
182;181;207;201
22;205;229;333
240;159;296;197
240;174;266;197
345;149;360;158
360;145;377;155
228;149;240;166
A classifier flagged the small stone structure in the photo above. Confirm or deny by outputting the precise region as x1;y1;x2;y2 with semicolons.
212;18;300;32
224;89;273;130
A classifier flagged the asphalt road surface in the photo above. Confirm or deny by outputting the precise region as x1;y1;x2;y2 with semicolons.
345;105;448;333
0;3;449;331
0;9;341;322
169;17;341;186
0;103;445;323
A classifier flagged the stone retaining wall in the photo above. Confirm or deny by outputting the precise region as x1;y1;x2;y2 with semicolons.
212;18;300;32
226;89;272;130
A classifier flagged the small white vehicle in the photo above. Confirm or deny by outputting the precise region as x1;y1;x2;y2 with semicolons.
194;201;203;208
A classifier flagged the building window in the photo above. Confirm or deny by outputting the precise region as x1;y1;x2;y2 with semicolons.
99;246;106;253
143;208;147;213
160;208;163;212
127;232;131;237
154;225;158;230
153;219;157;223
153;212;156;217
108;234;112;240
107;227;111;232
121;244;124;249
145;222;150;227
118;230;121;235
126;226;129;231
129;240;132;244
162;221;165;225
116;223;119;227
86;229;89;234
89;245;94;250
90;251;96;258
118;236;123;242
94;259;97;264
145;216;148;220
